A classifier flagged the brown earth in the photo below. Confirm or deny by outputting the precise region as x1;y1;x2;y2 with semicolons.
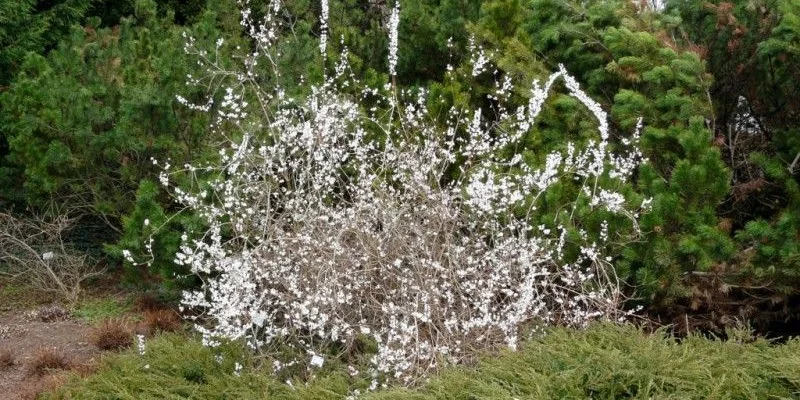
0;310;99;400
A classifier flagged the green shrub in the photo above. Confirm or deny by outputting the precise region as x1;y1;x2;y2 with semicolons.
669;0;800;325
373;324;800;399
44;333;361;400
107;179;203;293
45;324;800;399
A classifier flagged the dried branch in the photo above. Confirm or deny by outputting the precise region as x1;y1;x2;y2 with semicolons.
0;212;105;304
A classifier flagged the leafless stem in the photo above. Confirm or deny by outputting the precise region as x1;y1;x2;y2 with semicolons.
788;151;800;174
0;211;105;304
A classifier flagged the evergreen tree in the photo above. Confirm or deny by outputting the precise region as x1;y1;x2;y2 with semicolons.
0;0;231;229
670;0;800;325
472;0;736;310
423;0;732;311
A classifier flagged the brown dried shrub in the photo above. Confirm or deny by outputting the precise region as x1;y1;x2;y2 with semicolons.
0;348;15;369
133;293;168;312
27;348;71;377
19;373;69;400
0;212;104;304
70;360;99;378
90;318;133;351
141;309;182;335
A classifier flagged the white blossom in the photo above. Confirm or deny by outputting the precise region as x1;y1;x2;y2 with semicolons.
319;0;329;57
136;334;146;356
150;0;648;386
388;1;400;77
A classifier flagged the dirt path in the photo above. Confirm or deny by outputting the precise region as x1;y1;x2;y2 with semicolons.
0;310;99;400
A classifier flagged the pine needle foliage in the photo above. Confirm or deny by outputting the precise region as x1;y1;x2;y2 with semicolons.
517;0;734;308
45;325;800;399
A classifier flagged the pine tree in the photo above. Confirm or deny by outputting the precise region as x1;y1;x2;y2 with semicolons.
670;0;800;325
520;0;734;308
0;0;230;227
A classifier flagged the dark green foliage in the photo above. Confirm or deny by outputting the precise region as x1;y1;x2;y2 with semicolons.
436;0;734;308
395;0;480;84
107;179;202;292
736;153;800;294
0;0;245;290
0;0;91;86
666;0;800;324
0;1;211;225
669;0;799;136
0;0;91;207
281;0;479;87
89;0;206;27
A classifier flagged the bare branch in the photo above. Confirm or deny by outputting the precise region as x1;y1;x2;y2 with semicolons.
0;211;105;304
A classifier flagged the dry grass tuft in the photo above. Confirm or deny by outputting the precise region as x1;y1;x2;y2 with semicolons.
27;348;71;377
141;309;182;335
70;360;99;378
134;293;169;312
19;372;69;400
90;318;133;351
0;348;15;369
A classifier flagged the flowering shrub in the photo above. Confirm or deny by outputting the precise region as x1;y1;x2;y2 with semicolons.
135;0;648;385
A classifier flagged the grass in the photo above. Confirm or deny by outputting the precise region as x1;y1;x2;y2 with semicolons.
43;323;800;399
72;297;132;324
0;280;24;298
0;277;57;311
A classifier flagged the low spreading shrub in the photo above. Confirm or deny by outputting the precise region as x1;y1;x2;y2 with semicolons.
42;325;800;399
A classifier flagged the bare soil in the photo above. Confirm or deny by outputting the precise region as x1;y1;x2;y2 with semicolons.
0;310;99;400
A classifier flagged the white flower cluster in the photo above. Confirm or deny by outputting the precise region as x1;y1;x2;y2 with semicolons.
468;37;491;77
136;334;146;356
320;0;329;58
388;1;400;77
146;0;647;386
